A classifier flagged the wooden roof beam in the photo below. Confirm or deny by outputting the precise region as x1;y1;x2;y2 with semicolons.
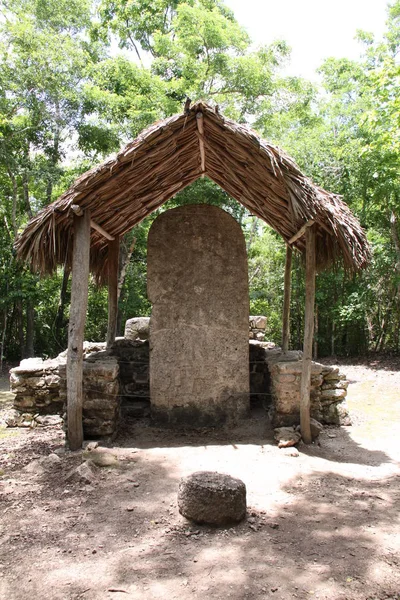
288;219;315;246
196;112;206;176
71;205;114;240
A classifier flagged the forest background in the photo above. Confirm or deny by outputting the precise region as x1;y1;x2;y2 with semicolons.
0;0;399;365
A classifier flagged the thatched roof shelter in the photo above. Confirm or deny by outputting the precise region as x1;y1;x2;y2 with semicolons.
16;101;369;279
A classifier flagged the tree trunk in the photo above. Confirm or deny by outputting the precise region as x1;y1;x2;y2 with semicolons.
55;263;71;344
282;246;292;352
25;301;35;358
300;226;316;445
66;210;91;451
118;237;136;302
314;304;318;359
6;167;18;236
107;237;120;348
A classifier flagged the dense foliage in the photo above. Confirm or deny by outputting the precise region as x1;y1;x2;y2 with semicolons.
0;0;399;365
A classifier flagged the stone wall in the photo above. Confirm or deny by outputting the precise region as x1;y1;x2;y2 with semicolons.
266;350;350;426
9;325;350;436
10;357;63;416
9;344;120;436
59;351;120;437
111;339;150;418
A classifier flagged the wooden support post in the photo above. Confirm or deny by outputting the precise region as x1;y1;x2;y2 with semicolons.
300;225;316;445
67;209;91;451
106;236;120;349
282;246;292;353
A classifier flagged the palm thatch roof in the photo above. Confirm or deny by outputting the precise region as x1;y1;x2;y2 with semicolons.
15;101;370;279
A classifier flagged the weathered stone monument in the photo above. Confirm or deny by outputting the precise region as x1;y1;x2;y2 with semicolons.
147;204;250;426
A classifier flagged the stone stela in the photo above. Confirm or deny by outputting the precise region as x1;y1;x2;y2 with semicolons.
147;204;250;426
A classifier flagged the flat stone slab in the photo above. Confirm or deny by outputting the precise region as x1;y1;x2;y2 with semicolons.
178;471;246;525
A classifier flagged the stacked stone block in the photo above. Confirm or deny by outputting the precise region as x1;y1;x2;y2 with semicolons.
59;352;120;437
10;358;63;415
110;338;150;417
8;318;351;436
249;316;267;341
267;353;350;426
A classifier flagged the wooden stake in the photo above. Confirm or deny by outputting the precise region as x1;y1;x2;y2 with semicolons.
282;246;292;352
300;225;316;444
106;236;120;348
67;209;91;451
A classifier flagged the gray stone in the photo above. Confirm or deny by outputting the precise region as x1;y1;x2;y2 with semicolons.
66;460;98;484
4;409;22;427
310;418;324;440
320;388;347;401
83;449;119;467
148;205;250;426
280;446;300;457
124;317;150;341
274;426;301;448
178;471;246;525
250;316;267;330
40;453;62;470
35;415;63;426
24;459;45;474
322;380;349;390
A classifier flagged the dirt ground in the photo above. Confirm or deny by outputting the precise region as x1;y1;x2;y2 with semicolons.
0;359;399;600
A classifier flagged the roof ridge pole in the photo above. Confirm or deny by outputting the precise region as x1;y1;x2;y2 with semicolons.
282;245;292;352
196;111;206;177
300;224;316;444
106;236;120;349
67;208;91;450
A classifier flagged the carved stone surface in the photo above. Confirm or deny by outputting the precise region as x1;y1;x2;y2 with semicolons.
178;471;247;525
147;205;250;427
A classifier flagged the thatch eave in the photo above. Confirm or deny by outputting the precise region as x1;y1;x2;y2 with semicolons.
15;101;370;280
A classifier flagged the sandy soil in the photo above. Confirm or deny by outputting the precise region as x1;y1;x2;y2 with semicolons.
0;359;399;600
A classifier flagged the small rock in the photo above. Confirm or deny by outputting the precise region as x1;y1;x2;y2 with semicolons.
310;418;324;440
54;447;66;456
35;415;63;427
40;453;62;470
274;427;301;448
83;450;119;468
65;460;98;484
280;446;299;457
24;459;45;475
4;409;22;427
83;441;99;451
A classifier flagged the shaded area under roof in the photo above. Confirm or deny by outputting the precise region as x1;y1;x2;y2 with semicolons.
15;101;370;280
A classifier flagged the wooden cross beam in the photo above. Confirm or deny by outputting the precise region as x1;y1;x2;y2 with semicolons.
196;112;206;176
